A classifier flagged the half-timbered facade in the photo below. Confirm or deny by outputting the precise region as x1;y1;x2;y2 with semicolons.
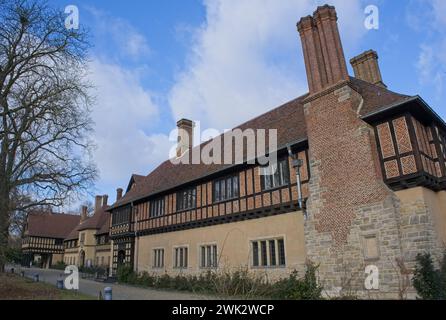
106;5;446;298
22;212;80;268
62;195;112;272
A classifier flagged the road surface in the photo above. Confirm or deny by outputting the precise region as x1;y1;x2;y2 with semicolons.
7;265;215;300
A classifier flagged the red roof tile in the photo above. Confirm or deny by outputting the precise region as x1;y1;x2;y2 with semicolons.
110;78;411;209
25;212;80;239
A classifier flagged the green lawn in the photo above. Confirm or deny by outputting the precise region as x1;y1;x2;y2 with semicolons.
0;273;94;300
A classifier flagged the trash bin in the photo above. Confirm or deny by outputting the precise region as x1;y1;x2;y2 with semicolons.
56;279;64;289
33;274;39;282
104;287;112;300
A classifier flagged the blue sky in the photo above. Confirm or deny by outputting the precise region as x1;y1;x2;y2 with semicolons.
49;0;446;210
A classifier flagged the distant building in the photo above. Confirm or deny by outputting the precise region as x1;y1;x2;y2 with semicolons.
63;195;111;273
22;211;79;268
21;195;111;273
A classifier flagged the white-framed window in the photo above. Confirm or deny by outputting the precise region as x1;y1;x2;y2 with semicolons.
153;248;165;268
199;244;218;268
251;238;286;268
174;246;188;269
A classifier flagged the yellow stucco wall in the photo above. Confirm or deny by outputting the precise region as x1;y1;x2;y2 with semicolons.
51;253;64;265
135;211;306;279
396;187;446;245
63;230;112;268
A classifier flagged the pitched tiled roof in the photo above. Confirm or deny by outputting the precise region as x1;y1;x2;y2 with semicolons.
64;205;111;240
25;212;80;239
110;77;411;209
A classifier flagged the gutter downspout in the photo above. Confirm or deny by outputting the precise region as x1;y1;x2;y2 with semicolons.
287;145;307;219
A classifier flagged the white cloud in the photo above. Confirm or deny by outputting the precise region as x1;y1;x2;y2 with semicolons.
168;0;365;132
414;0;446;97
86;6;151;60
89;59;173;188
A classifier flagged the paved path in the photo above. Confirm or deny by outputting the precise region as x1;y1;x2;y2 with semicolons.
8;265;214;300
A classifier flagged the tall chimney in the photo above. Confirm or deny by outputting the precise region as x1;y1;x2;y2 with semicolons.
94;195;102;213
297;5;349;94
80;205;88;222
350;50;386;88
176;119;194;158
102;194;108;207
116;188;123;201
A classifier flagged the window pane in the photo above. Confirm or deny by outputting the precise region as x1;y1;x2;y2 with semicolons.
260;241;268;266
252;242;259;267
281;159;290;185
184;248;188;267
272;163;280;188
221;180;225;200
278;239;286;266
233;176;239;197
215;182;220;202
227;178;232;198
179;248;183;267
269;240;276;266
201;247;206;268
207;246;212;268
162;250;164;267
213;245;218;267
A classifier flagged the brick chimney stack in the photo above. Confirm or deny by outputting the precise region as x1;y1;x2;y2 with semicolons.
176;119;194;158
350;50;386;88
116;188;123;201
297;5;349;94
80;205;88;222
102;194;108;207
94;195;102;213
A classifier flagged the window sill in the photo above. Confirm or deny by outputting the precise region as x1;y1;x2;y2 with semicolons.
251;265;286;270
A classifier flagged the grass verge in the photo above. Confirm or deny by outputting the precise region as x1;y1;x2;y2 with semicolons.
0;273;94;300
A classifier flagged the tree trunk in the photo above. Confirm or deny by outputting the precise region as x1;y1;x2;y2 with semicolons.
0;184;10;273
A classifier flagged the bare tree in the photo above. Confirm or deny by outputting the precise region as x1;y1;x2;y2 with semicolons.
0;0;97;271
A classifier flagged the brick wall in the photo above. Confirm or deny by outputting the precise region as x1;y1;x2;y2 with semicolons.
303;83;407;297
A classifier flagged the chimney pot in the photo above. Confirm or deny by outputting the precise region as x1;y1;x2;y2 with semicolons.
116;188;123;201
176;119;194;158
94;195;101;213
350;50;386;88
80;205;88;222
102;194;108;207
297;5;349;94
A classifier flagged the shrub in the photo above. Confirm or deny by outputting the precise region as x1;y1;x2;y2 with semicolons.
5;248;22;264
115;263;323;299
270;262;323;300
413;251;446;300
53;261;67;270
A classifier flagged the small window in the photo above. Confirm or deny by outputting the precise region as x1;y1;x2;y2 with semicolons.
200;244;218;268
80;233;85;244
174;247;188;269
177;187;197;211
213;175;239;202
150;197;165;217
251;238;286;268
261;158;290;190
153;249;165;268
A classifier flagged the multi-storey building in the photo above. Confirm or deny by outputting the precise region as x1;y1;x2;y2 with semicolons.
107;5;446;298
21;195;112;272
63;195;111;271
22;211;80;268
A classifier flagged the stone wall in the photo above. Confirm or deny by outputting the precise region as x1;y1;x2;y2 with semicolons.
303;83;407;298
